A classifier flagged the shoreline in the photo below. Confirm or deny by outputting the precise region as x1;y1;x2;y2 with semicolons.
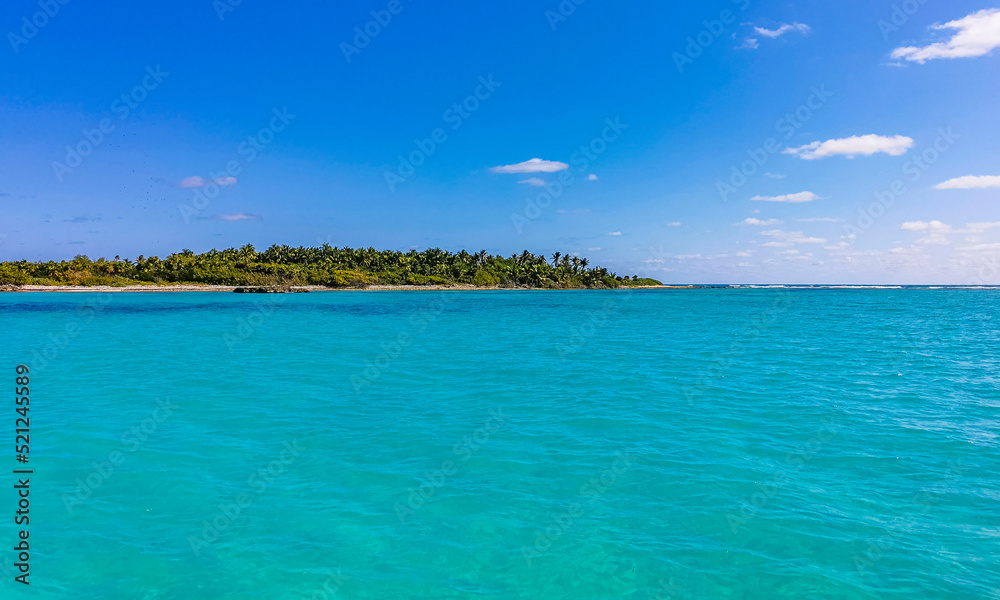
2;284;995;293
3;284;681;293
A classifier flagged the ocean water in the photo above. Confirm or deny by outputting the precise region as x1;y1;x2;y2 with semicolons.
1;289;998;599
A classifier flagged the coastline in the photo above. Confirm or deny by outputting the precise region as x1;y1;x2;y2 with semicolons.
2;284;996;293
2;284;681;293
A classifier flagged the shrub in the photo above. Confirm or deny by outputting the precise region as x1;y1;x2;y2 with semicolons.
326;270;376;288
0;263;31;285
472;269;499;287
625;278;663;287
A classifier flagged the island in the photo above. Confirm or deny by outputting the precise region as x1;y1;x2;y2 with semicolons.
0;245;663;291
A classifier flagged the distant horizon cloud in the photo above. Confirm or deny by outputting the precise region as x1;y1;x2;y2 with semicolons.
518;177;547;187
737;218;783;226
754;22;811;39
759;230;827;247
935;175;1000;189
178;175;239;189
490;158;569;174
666;221;682;227
751;191;821;203
966;221;1000;232
608;231;622;236
784;135;914;159
891;8;1000;63
212;213;261;221
901;220;952;231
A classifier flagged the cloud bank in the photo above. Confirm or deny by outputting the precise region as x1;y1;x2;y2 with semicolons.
935;175;1000;189
490;158;569;174
751;191;821;203
784;135;914;160
892;8;1000;63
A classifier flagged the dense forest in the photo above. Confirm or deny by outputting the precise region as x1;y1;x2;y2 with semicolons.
0;245;662;289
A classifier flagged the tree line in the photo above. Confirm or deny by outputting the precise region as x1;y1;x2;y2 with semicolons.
0;245;663;289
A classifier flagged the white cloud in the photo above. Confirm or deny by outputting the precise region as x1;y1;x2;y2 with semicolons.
901;220;953;232
759;230;827;247
588;174;599;181
891;8;1000;63
784;135;914;159
212;213;261;221
666;221;682;227
966;222;1000;232
754;22;811;39
739;38;760;50
608;231;622;236
896;221;1000;247
901;220;955;245
588;247;602;252
959;243;1000;251
764;172;786;179
736;218;783;226
751;191;821;203
935;175;1000;189
178;176;206;188
178;175;238;188
490;158;569;174
518;177;547;187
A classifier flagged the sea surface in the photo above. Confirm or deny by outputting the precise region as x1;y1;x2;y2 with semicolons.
1;290;997;599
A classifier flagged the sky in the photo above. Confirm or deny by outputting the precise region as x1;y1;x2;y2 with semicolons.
1;0;999;284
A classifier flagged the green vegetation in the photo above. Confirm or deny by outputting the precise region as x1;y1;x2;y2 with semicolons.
0;245;662;289
623;277;665;287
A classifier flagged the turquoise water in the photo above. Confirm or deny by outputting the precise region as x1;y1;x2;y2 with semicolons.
1;290;998;599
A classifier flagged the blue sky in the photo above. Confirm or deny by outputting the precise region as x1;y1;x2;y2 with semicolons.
2;0;999;284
